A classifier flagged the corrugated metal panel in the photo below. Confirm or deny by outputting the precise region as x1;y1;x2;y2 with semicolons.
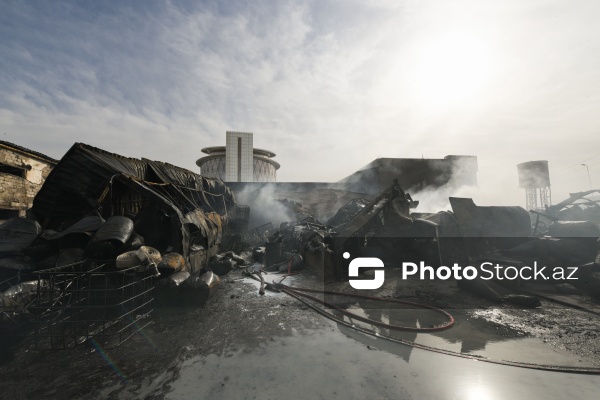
32;142;235;223
32;144;116;218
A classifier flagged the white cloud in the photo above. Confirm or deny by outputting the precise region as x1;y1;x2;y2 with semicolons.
1;0;600;208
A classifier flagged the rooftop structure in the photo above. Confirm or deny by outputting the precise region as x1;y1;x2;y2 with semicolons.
196;131;280;182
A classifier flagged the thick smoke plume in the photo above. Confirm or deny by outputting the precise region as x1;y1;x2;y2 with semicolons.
234;185;297;230
408;157;480;213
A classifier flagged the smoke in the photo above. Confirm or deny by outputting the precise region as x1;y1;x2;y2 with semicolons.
409;183;480;213
233;183;371;230
408;157;481;213
233;156;495;227
234;184;297;230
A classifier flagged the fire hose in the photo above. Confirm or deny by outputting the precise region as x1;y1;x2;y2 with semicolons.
260;279;600;375
267;282;454;333
240;259;600;374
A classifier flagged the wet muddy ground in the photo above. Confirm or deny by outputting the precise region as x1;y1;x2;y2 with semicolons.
1;267;600;399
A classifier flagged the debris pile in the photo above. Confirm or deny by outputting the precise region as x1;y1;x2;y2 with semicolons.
1;142;600;350
0;143;236;343
226;179;600;306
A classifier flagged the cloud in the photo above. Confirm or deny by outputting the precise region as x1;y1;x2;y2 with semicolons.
1;0;600;208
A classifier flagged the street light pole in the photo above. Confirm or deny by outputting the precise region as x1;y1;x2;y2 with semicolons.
581;164;593;189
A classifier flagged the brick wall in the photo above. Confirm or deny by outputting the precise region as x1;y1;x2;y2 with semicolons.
0;147;54;217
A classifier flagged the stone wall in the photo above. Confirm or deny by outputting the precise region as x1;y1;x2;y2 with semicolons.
0;147;54;217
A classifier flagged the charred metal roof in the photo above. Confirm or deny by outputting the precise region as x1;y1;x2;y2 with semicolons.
32;143;235;220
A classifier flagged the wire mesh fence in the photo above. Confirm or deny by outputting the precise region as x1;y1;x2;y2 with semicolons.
32;260;155;350
228;205;251;235
0;274;34;341
244;222;274;246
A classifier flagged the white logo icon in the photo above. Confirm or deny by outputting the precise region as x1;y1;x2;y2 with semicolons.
345;252;385;290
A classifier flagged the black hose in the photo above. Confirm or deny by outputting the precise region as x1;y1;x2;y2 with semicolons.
278;283;600;375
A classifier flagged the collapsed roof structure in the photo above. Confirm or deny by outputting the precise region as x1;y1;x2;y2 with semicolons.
30;143;236;270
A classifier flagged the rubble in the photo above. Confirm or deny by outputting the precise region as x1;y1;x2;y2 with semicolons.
0;143;235;277
0;143;238;347
1;141;600;367
244;222;274;247
180;270;220;305
157;252;187;275
326;198;370;228
207;255;236;276
0;218;41;255
0;279;46;316
28;143;235;273
157;271;190;289
546;190;600;227
235;180;600;308
85;216;135;259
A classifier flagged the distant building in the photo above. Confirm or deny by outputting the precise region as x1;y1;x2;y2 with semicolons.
517;160;551;210
196;131;280;182
0;141;57;220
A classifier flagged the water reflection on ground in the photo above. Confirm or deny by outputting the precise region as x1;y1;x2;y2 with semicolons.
327;299;599;367
160;322;599;400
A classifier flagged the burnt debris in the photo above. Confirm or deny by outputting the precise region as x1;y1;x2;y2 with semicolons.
0;143;237;347
1;144;600;350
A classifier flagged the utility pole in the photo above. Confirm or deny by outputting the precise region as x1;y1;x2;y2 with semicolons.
581;164;593;189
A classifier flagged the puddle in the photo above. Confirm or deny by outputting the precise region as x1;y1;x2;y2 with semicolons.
327;298;599;367
240;272;301;297
235;281;598;368
159;323;600;400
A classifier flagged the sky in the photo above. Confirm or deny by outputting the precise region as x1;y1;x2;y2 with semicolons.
1;0;599;208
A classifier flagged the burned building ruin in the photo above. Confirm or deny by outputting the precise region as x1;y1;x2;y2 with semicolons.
0;141;57;221
30;143;236;272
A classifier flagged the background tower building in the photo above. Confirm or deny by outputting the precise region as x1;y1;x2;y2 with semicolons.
196;131;280;182
517;160;552;210
225;131;253;182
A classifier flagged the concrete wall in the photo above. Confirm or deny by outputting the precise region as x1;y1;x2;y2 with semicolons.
0;147;54;218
